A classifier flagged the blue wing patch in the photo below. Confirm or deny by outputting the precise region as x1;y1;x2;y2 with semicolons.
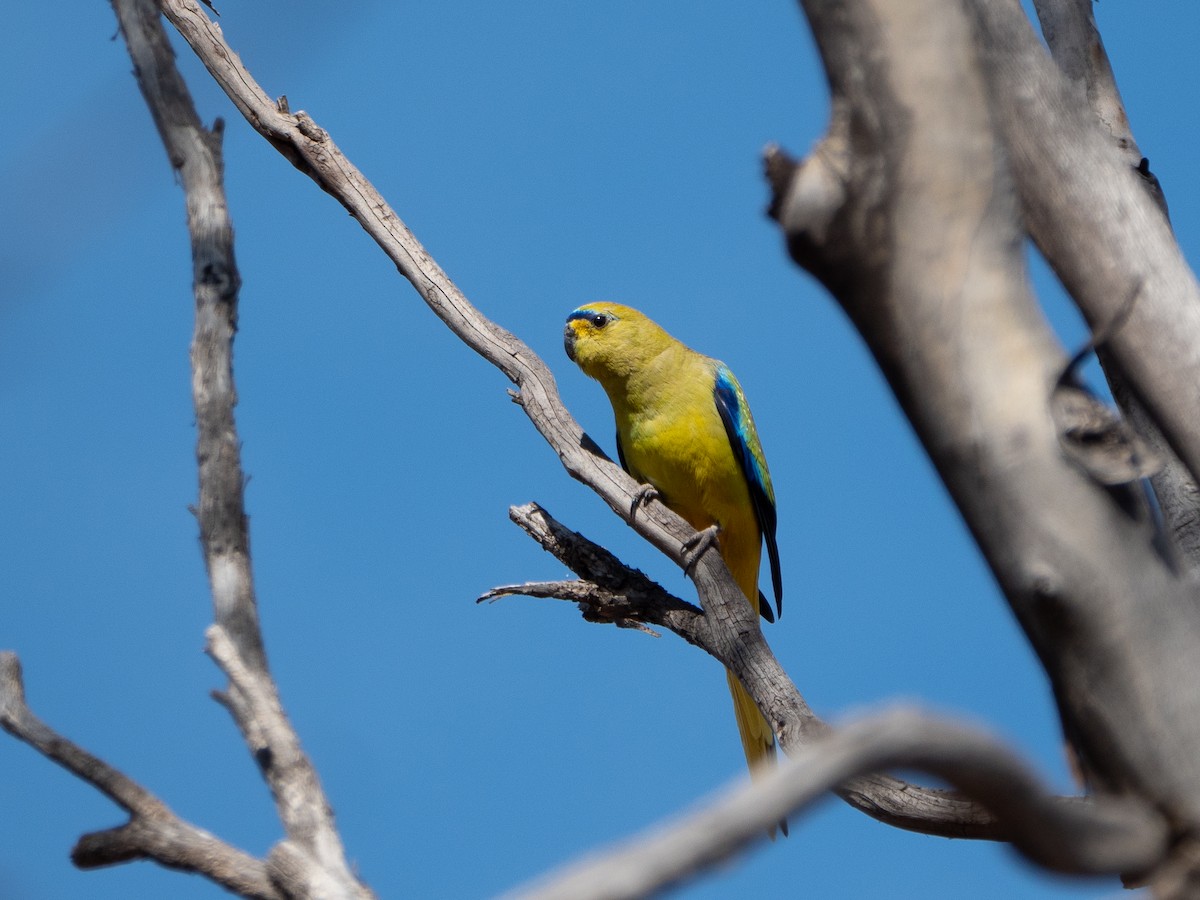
714;365;782;621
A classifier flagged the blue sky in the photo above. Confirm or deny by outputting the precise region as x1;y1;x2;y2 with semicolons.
3;2;1198;898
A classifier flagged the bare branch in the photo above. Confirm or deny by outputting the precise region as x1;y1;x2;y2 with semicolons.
1032;0;1145;171
203;624;373;899
0;653;281;899
1031;0;1170;219
108;1;373;895
489;505;1049;842
772;0;1200;872
967;0;1200;494
480;579;623;605
957;0;1200;822
1030;0;1200;572
481;582;667;637
487;502;705;638
506;709;1168;900
112;0;264;671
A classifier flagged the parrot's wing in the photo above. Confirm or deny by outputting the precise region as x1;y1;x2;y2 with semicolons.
714;364;782;620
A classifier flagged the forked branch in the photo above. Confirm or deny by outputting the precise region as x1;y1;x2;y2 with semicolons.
23;1;379;896
486;503;1168;870
0;653;281;899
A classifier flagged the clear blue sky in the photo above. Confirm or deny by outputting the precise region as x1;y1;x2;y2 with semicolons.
3;2;1197;898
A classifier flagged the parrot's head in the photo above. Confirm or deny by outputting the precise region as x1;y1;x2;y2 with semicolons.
564;302;666;384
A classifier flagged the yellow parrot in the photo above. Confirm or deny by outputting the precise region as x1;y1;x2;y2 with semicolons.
563;302;784;788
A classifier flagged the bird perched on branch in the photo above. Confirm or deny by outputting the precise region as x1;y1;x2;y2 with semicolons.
563;302;784;793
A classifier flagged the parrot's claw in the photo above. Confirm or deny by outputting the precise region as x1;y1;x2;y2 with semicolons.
681;525;721;577
630;484;660;518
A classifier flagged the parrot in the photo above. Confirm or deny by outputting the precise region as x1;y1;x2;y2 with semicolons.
563;302;784;792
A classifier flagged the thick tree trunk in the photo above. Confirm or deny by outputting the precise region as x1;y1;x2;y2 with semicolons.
768;0;1200;890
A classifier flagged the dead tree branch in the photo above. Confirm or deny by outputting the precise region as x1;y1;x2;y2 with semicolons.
203;626;370;898
962;0;1200;826
0;653;281;900
486;503;1170;854
1032;0;1147;175
968;0;1200;491
769;0;1200;888
8;1;381;896
115;0;265;673
506;709;1168;900
1030;0;1200;571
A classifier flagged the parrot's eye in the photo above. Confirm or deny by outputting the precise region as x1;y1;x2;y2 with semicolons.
591;313;610;328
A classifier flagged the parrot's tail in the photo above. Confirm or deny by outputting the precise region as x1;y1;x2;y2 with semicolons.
726;670;788;838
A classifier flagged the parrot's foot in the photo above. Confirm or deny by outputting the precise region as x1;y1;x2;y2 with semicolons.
629;484;660;518
681;524;721;577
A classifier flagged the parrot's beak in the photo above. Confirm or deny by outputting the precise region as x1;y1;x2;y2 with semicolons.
563;323;577;361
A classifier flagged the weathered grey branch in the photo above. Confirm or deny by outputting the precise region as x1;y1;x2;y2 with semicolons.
204;627;371;899
506;709;1168;900
967;0;1200;492
1032;0;1145;173
482;503;706;638
105;2;373;896
960;0;1200;828
1030;0;1200;572
770;0;1200;888
0;653;281;899
116;0;264;673
487;503;1161;849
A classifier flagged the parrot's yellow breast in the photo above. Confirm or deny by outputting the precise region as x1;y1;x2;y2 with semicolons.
615;381;762;598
